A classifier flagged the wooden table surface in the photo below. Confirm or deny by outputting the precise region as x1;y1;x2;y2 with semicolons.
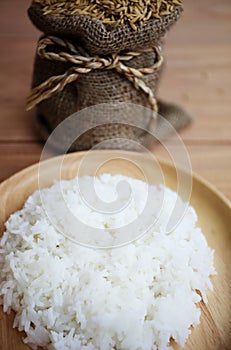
0;0;231;200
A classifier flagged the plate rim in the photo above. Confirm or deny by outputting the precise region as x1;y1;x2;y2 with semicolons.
0;150;230;211
0;149;230;349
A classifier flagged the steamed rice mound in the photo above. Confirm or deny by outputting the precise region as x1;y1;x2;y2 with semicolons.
0;174;215;350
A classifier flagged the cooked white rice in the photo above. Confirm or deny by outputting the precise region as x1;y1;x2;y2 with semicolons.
0;174;215;350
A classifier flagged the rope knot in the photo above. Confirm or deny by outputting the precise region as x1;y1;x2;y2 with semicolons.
26;36;163;112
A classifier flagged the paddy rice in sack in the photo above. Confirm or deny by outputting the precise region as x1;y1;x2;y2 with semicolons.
27;0;191;150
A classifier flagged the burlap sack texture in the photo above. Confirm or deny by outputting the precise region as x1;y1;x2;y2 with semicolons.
28;2;191;151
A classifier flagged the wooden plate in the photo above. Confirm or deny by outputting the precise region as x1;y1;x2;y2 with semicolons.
0;150;230;350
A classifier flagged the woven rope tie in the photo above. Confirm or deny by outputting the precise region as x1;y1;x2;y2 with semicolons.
26;36;164;113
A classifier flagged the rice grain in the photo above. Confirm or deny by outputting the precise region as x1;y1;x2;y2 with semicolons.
35;0;183;29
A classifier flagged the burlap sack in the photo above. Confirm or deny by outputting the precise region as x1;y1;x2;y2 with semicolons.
28;2;191;151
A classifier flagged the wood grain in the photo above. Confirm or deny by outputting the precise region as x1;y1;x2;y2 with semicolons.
0;143;230;199
158;45;231;142
0;0;231;349
0;151;230;350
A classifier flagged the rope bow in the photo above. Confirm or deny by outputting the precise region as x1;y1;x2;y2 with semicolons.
26;36;163;112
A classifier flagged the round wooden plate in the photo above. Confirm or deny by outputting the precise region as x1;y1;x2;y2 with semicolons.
0;150;230;350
